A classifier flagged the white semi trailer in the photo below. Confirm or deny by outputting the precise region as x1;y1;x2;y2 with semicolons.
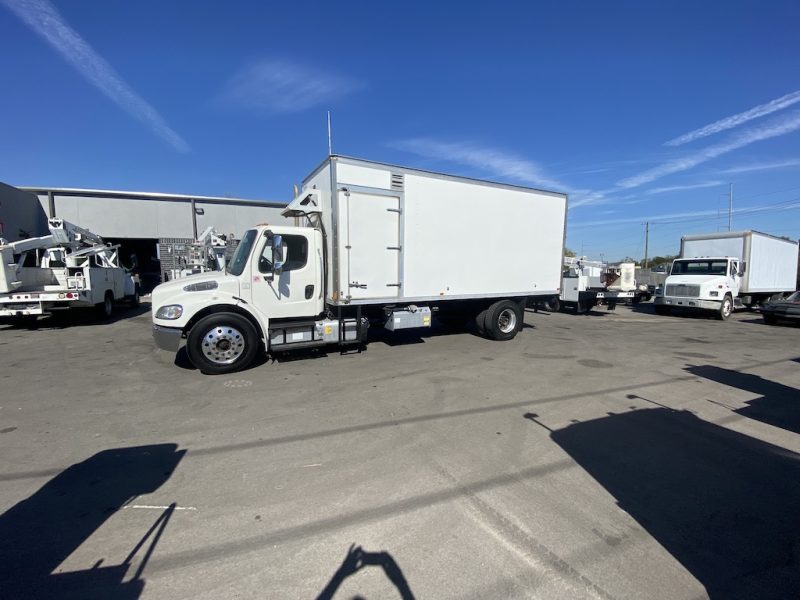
654;230;799;320
0;218;138;321
151;156;568;374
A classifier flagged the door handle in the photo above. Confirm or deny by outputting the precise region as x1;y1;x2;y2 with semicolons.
305;284;314;299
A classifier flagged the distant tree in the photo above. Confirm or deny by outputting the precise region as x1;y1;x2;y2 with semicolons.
564;247;576;257
647;254;678;268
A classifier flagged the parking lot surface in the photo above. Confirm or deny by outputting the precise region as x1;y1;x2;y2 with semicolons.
1;303;799;599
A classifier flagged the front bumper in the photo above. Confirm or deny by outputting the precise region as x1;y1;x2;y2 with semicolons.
153;324;183;352
654;296;722;311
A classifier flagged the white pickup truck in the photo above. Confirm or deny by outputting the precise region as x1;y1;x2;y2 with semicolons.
654;231;798;320
151;156;568;373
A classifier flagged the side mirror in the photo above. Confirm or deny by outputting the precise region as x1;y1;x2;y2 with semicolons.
272;234;286;273
739;261;746;276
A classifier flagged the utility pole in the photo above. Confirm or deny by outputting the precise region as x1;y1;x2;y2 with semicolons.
728;183;733;231
643;221;650;268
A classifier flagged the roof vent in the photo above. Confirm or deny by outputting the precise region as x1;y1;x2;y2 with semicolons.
390;173;404;191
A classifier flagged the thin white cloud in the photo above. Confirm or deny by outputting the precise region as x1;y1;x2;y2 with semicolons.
645;181;723;195
390;137;607;207
719;158;800;174
570;201;800;229
665;90;800;146
219;59;362;114
1;0;189;152
617;110;800;189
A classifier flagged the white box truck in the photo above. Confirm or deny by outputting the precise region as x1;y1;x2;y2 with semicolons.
151;156;568;373
654;230;799;320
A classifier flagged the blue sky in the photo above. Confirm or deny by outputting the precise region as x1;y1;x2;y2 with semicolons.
1;0;799;259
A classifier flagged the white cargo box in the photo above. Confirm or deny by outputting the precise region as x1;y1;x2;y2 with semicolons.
681;231;799;294
285;156;568;306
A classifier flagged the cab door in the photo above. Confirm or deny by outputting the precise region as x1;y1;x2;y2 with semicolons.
251;230;321;319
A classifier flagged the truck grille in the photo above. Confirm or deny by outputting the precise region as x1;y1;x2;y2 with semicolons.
666;284;700;297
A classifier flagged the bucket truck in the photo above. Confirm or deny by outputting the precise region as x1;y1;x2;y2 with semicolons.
0;218;138;321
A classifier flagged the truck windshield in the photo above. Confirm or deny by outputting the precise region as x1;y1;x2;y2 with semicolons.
228;229;257;276
671;260;728;276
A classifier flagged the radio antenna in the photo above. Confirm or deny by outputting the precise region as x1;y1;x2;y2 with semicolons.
327;111;333;156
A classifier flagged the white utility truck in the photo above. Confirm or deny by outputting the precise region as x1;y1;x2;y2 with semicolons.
167;226;231;280
556;258;650;313
654;230;799;320
0;218;138;321
152;156;568;374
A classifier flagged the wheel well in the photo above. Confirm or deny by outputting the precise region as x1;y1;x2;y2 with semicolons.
184;305;264;340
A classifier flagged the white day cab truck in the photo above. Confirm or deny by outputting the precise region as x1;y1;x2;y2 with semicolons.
0;218;139;322
654;231;799;320
151;156;567;374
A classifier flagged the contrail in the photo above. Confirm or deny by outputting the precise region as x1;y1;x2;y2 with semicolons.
618;110;800;189
1;0;189;152
665;89;800;147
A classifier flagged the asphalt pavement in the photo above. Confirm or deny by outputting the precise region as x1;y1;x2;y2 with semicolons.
1;302;798;599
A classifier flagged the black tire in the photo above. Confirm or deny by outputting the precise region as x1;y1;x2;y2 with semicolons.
483;300;523;341
130;285;141;307
763;313;777;326
654;305;671;316
546;297;561;312
716;295;733;321
96;291;114;319
186;312;259;374
475;307;490;335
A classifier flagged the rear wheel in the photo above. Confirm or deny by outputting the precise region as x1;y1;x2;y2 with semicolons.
186;312;259;374
546;297;561;312
484;300;523;341
96;291;113;319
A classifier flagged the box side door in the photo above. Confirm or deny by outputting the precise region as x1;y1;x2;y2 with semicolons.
340;189;401;300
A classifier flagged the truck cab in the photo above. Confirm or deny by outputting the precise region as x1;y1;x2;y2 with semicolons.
655;256;743;319
152;224;335;373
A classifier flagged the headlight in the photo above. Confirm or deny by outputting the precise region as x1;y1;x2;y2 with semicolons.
155;304;183;320
709;291;719;297
183;281;218;292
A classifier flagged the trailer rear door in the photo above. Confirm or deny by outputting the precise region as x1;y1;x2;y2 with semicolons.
341;189;401;300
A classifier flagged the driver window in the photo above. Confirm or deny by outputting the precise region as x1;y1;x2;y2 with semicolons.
258;234;308;274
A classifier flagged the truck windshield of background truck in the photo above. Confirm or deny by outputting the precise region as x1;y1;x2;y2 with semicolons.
228;229;257;276
671;259;729;276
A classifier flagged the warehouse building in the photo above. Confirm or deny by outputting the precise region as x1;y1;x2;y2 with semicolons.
0;182;288;290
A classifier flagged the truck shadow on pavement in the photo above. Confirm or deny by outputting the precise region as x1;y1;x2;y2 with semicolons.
0;444;185;600
544;406;800;600
316;544;415;600
0;304;151;331
686;364;800;435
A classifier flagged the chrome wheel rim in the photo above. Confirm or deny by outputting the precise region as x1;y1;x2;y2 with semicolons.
722;300;732;317
202;325;245;365
498;308;517;333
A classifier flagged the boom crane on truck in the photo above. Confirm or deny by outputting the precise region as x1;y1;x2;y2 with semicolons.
0;218;139;322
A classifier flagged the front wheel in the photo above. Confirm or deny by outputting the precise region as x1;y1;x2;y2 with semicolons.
763;313;777;326
186;312;259;374
654;305;671;316
716;295;733;321
484;300;523;341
